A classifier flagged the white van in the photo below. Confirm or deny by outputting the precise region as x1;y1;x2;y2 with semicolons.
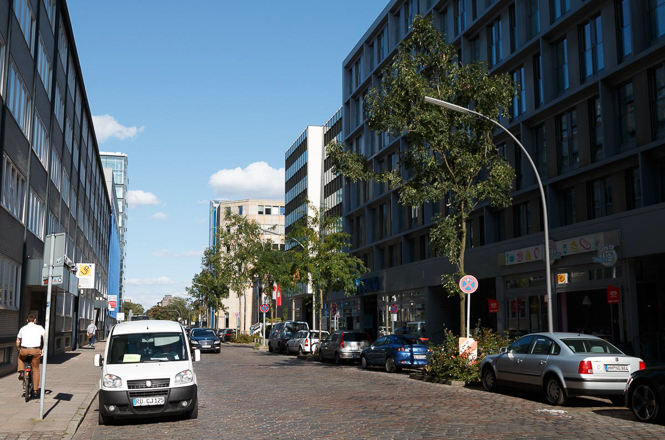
93;320;200;424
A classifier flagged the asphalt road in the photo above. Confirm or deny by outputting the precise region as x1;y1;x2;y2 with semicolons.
73;345;665;439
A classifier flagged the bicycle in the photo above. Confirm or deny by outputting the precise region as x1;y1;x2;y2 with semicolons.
22;354;34;402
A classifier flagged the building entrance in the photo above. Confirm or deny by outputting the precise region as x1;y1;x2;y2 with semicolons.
560;289;615;340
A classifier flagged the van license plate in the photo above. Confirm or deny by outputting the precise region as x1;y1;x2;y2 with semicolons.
605;365;629;372
133;396;165;406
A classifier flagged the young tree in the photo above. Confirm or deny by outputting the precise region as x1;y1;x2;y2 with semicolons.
288;204;368;342
328;15;516;336
187;246;230;326
122;301;144;317
254;240;298;329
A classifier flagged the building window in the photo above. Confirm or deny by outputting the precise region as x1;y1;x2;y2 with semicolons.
557;109;578;174
265;206;272;215
495;210;505;241
258;205;264;215
54;84;64;129
652;64;665;134
550;0;570;23
0;255;22;310
37;37;52;99
534;53;543;108
588;176;613;219
377;28;387;63
510;66;525;118
238;205;243;215
43;0;56;31
509;3;517;52
7;61;32;139
528;0;540;39
32;111;49;168
514;138;523;190
2;155;26;223
618;82;636;146
419;234;430;260
440;7;449;43
380;203;389;239
513;202;531;237
533;124;547;177
626;167;642;210
498;142;507;159
581;16;604;80
58;20;68;67
394;8;402;42
50;149;61;191
65;116;73;153
466;219;474;248
649;0;665;41
561;187;576;225
14;0;35;52
470;36;480;62
618;0;632;59
487;17;502;67
353;56;362;90
590;97;604;161
27;189;45;239
455;0;466;36
554;39;569;94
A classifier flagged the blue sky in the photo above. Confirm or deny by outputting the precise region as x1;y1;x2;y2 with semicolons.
67;1;388;310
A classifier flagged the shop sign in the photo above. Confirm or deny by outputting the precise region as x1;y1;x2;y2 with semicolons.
607;285;620;304
108;295;117;311
505;233;604;266
556;273;569;284
488;299;499;313
459;338;478;362
593;245;618;267
357;277;381;294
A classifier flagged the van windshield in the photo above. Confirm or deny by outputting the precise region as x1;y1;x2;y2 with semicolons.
285;323;308;334
108;332;188;364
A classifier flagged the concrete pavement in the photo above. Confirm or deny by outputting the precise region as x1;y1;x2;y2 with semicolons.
0;342;103;440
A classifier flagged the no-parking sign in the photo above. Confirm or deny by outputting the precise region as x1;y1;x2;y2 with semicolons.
459;275;478;294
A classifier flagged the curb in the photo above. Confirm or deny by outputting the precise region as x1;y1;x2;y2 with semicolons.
409;373;468;387
61;387;99;440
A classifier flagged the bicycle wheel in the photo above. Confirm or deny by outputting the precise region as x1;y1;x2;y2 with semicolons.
24;371;32;402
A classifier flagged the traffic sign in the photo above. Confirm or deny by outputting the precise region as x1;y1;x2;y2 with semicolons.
331;302;337;315
390;304;398;314
459;275;478;294
260;304;269;313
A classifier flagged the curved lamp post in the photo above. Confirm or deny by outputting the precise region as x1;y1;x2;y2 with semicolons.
424;96;553;333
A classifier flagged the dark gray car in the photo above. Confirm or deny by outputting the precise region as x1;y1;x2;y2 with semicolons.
318;331;372;364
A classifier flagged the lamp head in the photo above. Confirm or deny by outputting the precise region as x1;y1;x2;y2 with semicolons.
424;96;471;115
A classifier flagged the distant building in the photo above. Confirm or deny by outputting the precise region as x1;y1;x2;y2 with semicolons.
209;199;285;332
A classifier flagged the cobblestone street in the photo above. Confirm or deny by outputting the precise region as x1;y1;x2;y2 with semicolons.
68;345;665;439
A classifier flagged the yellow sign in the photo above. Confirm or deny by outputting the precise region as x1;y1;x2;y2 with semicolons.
557;273;569;284
79;265;91;276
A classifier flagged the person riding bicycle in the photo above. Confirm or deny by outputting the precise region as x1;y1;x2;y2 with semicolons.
16;314;45;397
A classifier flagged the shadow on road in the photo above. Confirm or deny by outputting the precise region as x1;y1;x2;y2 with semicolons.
43;392;73;418
48;352;81;364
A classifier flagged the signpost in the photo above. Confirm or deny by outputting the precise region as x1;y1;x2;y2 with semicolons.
459;275;478;339
260;304;269;345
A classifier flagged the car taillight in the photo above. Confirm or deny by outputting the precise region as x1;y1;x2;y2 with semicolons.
305;339;309;347
578;360;593;374
639;361;646;370
340;333;344;348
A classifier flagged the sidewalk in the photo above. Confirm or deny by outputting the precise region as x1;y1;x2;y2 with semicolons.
0;342;103;440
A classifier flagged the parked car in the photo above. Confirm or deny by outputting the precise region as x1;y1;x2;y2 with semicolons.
361;334;431;373
189;328;221;353
318;331;372;364
625;366;665;423
218;328;235;342
268;321;309;353
286;330;329;355
406;321;428;342
480;332;645;406
93;320;200;424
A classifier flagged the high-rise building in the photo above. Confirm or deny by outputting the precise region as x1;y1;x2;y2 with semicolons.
100;152;128;308
208;199;285;332
0;0;117;375
339;0;665;359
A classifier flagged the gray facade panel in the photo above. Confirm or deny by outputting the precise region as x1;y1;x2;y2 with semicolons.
0;210;24;262
29;152;48;199
2;115;30;175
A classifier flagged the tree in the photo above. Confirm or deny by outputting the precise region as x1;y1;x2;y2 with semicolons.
288;204;368;342
146;305;177;321
122;301;144;317
328;15;516;336
187;246;230;326
254;239;299;329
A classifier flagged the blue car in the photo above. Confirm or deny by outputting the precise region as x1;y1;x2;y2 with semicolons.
360;334;431;373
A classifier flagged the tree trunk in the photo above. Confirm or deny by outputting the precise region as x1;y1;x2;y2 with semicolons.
318;288;323;343
459;209;467;337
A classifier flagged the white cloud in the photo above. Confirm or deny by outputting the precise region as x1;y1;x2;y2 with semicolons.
127;190;160;207
152;212;167;220
126;277;176;286
195;200;209;205
208;161;284;200
92;114;145;143
151;249;204;258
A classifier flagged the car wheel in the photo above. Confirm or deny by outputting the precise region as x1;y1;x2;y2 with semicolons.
544;376;568;406
299;346;304;356
361;355;368;370
385;357;397;374
630;383;662;423
268;343;273;353
335;352;342;365
482;367;498;392
318;349;324;363
98;411;112;425
609;396;624;407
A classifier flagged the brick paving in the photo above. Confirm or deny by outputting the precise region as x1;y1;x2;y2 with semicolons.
70;345;665;439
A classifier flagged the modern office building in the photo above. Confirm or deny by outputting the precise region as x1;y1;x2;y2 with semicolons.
0;0;116;376
100;152;127;309
209;199;285;332
338;0;665;360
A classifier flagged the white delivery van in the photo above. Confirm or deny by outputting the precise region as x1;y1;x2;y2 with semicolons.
93;320;200;424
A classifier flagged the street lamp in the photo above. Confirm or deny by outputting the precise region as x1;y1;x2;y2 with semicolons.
424;96;554;333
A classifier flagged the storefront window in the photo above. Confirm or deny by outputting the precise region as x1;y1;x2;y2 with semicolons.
378;292;426;338
507;295;547;336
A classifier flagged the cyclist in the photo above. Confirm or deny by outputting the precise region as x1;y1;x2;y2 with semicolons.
16;314;45;397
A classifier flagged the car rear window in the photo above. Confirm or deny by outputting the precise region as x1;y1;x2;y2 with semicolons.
561;338;623;354
395;336;425;345
343;332;371;342
310;331;328;338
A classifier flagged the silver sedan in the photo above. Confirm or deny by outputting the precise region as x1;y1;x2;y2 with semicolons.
480;332;645;406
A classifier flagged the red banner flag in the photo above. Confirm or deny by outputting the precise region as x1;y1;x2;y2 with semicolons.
276;286;282;307
488;299;499;313
607;285;620;304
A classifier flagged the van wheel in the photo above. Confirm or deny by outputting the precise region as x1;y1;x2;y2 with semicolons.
98;412;112;425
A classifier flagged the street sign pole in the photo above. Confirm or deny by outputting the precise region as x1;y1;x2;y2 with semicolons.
39;235;56;420
262;311;266;346
467;293;471;339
